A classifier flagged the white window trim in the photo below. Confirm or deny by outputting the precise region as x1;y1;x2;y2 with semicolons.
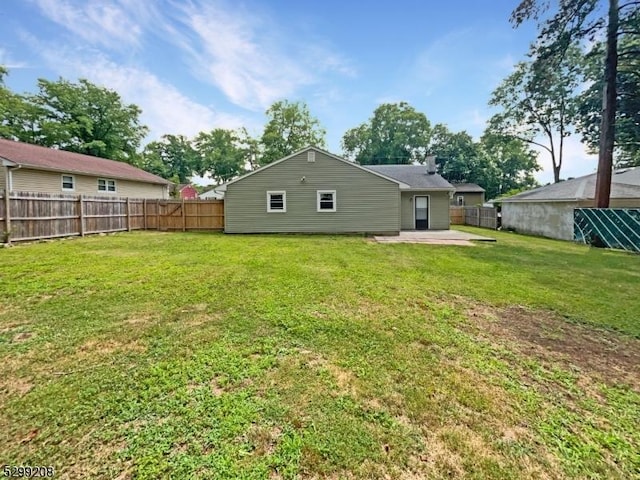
317;190;337;212
98;177;117;194
267;190;286;213
457;195;464;206
61;174;75;192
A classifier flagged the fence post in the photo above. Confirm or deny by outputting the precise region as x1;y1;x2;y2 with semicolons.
156;199;160;231
126;197;131;232
2;188;10;244
78;194;85;237
143;199;147;230
182;198;186;232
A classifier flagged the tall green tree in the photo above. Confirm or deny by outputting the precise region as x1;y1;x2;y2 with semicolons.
488;47;580;183
140;135;197;184
480;132;540;199
0;67;43;144
511;0;640;206
341;102;431;165
30;78;148;163
260;100;326;165
428;124;504;198
576;19;640;167
194;129;246;184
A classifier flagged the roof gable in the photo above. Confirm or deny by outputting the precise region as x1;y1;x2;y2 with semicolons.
221;146;409;189
0;139;171;185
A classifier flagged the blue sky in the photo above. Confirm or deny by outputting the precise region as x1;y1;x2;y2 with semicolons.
0;0;597;184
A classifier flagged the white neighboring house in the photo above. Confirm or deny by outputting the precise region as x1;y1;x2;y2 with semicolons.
199;187;225;200
501;167;640;240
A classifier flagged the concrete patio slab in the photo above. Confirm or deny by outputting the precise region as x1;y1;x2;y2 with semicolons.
374;229;496;245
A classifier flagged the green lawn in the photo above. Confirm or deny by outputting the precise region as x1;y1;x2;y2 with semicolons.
1;229;639;479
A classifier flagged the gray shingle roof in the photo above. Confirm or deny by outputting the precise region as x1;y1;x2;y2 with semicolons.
453;183;485;193
502;167;640;202
362;165;454;190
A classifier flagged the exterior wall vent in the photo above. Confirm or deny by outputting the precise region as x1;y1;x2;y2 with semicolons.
307;151;315;163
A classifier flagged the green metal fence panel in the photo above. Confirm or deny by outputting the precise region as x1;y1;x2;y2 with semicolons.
574;208;640;253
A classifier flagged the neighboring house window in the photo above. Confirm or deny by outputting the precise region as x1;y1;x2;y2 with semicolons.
267;191;286;212
317;190;336;212
457;195;464;206
98;178;117;193
61;175;75;191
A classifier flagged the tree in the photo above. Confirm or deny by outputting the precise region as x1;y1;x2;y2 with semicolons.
511;0;640;206
0;67;43;144
29;78;148;163
194;129;246;184
480;132;540;199
576;17;640;167
428;124;502;198
341;102;431;164
260;100;326;165
140;135;198;184
488;47;580;183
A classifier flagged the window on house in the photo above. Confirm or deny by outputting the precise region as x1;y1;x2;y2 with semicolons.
61;175;75;191
267;191;286;212
456;195;464;206
98;178;117;193
317;190;336;212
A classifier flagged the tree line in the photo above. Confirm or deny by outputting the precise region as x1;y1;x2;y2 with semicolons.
2;0;637;202
0;68;540;200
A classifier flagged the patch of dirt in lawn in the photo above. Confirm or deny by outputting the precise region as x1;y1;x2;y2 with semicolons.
12;331;35;343
1;377;33;397
466;304;640;390
296;349;358;396
76;339;146;357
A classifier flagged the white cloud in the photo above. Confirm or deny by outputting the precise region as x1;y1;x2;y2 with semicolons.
21;33;248;139
31;0;145;50
0;48;29;70
164;0;354;110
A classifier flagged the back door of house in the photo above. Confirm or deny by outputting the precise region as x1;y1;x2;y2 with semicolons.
415;196;429;230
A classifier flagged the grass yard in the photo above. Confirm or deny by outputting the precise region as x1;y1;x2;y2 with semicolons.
1;228;639;479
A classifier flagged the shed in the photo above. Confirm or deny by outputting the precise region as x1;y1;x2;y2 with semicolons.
501;167;640;240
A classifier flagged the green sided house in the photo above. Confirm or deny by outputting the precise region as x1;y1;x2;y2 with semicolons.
221;147;454;234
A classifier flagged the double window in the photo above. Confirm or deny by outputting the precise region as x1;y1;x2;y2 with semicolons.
266;190;337;213
267;191;286;212
61;175;75;191
98;178;116;193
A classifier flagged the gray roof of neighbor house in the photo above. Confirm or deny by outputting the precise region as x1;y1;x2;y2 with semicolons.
453;183;485;193
0;139;171;185
502;167;640;202
362;165;454;190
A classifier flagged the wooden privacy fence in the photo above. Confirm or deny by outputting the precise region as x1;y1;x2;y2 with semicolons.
0;191;224;243
450;206;498;230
